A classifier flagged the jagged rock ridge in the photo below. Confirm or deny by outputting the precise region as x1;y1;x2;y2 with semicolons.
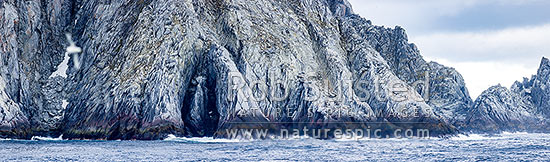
339;15;473;126
465;57;550;133
6;0;544;139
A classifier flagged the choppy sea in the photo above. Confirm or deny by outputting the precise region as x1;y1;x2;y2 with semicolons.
0;132;549;161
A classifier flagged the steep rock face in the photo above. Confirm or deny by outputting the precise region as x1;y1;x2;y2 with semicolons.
511;77;537;114
510;57;550;128
511;58;550;117
62;0;204;139
338;15;473;125
0;0;74;138
531;57;550;117
61;0;454;139
35;76;67;134
426;62;473;126
0;0;457;139
0;75;27;134
465;85;544;132
467;58;550;133
183;75;218;137
339;16;440;122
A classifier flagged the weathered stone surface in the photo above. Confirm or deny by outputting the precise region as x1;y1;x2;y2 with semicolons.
466;57;550;133
427;62;473;127
0;0;74;138
337;14;473;127
465;85;546;133
35;76;67;135
61;0;206;140
531;57;550;117
0;0;465;139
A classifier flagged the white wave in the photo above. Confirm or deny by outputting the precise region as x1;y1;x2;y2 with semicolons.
31;134;64;141
501;131;529;135
335;138;373;142
334;134;382;141
450;134;497;141
163;134;242;143
276;135;315;140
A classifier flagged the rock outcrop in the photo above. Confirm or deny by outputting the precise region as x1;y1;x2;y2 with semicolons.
339;15;473;125
0;0;74;138
465;85;544;133
7;0;535;139
465;58;550;133
530;57;550;117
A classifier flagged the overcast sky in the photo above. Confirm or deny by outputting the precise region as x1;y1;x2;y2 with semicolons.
348;0;550;98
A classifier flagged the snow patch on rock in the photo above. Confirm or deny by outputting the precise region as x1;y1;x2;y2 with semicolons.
49;52;70;78
62;100;69;109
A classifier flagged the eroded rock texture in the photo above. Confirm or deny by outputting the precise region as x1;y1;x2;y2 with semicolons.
340;15;473;125
0;0;74;138
6;0;529;139
465;58;550;133
465;85;543;133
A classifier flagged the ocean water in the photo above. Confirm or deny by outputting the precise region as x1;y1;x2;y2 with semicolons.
0;133;549;161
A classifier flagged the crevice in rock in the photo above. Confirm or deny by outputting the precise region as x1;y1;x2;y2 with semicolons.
181;53;220;137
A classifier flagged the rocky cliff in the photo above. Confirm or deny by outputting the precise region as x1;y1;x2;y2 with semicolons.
464;58;550;133
340;15;473;125
0;0;74;138
530;58;550;117
2;0;544;139
465;85;542;132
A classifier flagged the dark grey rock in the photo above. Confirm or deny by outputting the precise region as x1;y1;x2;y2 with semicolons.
467;57;550;133
0;0;74;138
531;57;550;117
35;76;67;135
427;62;473;127
1;0;461;139
62;0;204;140
465;85;547;133
337;15;473;126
